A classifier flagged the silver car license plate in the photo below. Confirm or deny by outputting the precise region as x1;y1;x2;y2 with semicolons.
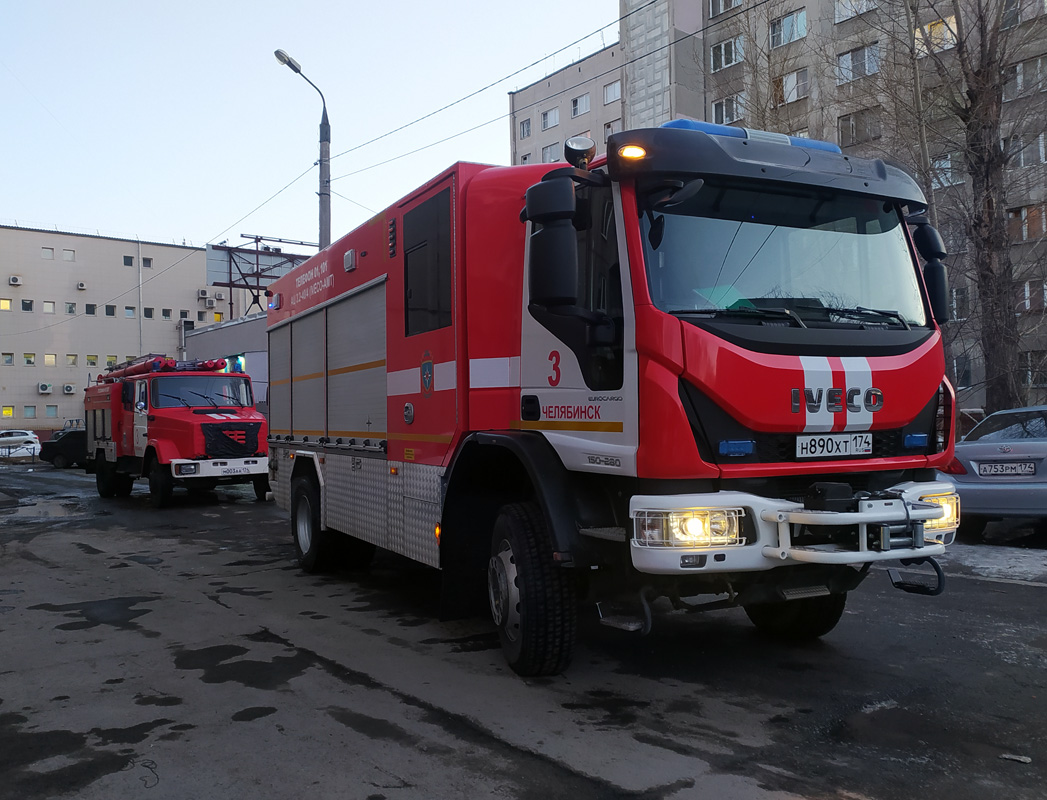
978;462;1035;476
796;433;873;458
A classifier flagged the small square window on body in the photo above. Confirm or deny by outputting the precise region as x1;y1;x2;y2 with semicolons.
1;406;12;418
197;311;206;322
44;354;56;366
24;406;36;419
144;307;154;319
24;353;36;366
1;353;13;366
162;308;172;320
86;355;98;367
143;257;152;268
0;299;9;311
22;299;33;312
86;304;96;315
123;255;134;266
41;247;54;260
45;405;58;418
63;249;75;262
125;306;135;318
43;301;55;314
180;310;189;319
65;302;76;314
105;305;116;317
67;354;78;366
106;355;117;367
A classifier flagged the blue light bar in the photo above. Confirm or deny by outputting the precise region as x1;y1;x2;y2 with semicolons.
719;440;755;457
662;119;841;154
904;433;929;449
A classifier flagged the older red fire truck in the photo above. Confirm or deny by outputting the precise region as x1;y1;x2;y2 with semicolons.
266;121;960;676
85;355;269;507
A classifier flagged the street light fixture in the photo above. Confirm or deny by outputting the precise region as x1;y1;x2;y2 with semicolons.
274;49;331;249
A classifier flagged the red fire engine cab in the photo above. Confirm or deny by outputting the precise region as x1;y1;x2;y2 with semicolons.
85;355;269;507
266;121;960;676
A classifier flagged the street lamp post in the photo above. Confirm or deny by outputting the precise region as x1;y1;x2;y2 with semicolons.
274;49;331;250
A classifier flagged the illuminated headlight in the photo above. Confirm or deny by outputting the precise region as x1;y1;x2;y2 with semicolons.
921;492;959;532
176;463;199;476
635;508;745;548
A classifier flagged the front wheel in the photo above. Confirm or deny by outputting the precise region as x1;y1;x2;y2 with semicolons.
253;475;271;502
95;456;117;498
488;502;577;677
744;593;847;641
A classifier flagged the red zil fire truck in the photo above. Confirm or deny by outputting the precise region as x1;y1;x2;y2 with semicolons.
266;120;960;676
85;355;269;507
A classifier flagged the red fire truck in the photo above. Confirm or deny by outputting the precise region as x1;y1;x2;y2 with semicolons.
85;355;269;507
266;121;960;676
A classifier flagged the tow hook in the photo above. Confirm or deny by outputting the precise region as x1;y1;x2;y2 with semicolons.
887;556;945;596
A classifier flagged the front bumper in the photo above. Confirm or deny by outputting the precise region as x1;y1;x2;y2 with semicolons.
629;481;957;575
168;456;268;480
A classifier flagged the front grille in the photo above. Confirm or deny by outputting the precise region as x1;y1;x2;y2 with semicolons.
202;422;262;458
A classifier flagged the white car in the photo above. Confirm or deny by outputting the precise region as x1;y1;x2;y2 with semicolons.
0;429;42;456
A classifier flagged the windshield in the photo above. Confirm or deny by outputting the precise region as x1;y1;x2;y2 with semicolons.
639;181;927;328
150;375;253;409
965;409;1047;442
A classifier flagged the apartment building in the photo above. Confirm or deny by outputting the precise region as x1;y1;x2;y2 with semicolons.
0;226;213;432
509;43;625;165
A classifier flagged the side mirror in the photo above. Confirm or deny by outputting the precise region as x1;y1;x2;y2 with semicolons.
524;177;578;307
912;223;947;261
923;258;949;325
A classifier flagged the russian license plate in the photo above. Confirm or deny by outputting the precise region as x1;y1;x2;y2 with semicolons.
796;433;873;458
221;467;250;475
978;461;1036;476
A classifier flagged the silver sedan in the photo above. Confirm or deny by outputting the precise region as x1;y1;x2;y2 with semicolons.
940;405;1047;540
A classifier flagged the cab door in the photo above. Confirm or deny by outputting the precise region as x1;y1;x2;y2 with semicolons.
133;379;149;458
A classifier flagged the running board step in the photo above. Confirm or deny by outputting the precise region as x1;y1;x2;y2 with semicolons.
598;615;645;632
781;586;831;600
887;557;945;596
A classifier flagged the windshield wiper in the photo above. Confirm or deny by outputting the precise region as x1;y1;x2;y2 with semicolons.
217;392;244;407
159;393;191;408
187;391;219;407
667;306;807;328
822;306;911;330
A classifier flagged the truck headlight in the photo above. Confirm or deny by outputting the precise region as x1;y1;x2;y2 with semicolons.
635;508;745;548
176;463;199;476
920;492;959;532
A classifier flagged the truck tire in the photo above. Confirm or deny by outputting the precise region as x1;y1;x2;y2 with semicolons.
253;475;271;502
149;460;173;508
95;456;117;498
291;476;335;573
744;593;847;641
114;473;135;497
487;502;577;676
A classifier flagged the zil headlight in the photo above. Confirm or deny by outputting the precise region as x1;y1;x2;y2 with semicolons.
921;492;959;532
176;463;199;476
635;508;745;548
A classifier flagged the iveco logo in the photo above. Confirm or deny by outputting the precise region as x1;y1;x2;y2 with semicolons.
791;387;884;414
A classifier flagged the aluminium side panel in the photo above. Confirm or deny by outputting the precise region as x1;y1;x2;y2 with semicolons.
268;324;291;439
290;311;326;437
326;283;388;442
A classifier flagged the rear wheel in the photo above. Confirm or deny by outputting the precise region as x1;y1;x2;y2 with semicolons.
95;456;117;498
488;502;577;676
291;476;335;573
149;460;173;508
744;593;847;641
253;475;271;501
52;453;69;470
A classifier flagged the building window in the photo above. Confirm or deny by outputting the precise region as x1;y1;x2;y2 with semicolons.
838;43;880;83
1;406;12;418
21;299;33;312
713;96;743;125
519;118;531;139
65;302;76;314
772;68;809;106
86;355;98;367
24;353;35;366
520;153;531;164
1022;279;1046;312
835;0;876;22
710;0;743;16
43;354;56;367
66;354;78;366
214;312;223;323
1002;0;1020;28
541;143;560;163
604;118;622;141
45;405;58;419
24;406;36;419
41;247;54;260
541;108;559;130
571;93;590;118
792;128;810;138
604;80;621;105
62;249;75;262
1008;133;1046;168
123;255;134;266
180;310;189;319
0;299;9;311
144;307;154;319
1;353;12;366
770;9;807;48
1008;205;1047;242
1003;56;1047;101
125;306;136;319
953;355;972;389
932;154;964;188
142;257;152;268
711;36;743;71
197;311;206;322
162;308;172;320
1021;350;1047;387
43;301;55;314
106;355;117;367
86;303;96;315
838;107;882;146
105;305;116;317
951;285;970;320
915;17;956;56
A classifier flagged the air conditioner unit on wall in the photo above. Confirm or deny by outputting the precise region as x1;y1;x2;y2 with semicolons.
205;298;216;309
38;383;53;394
214;291;225;301
77;281;87;290
9;276;22;286
63;384;76;395
198;288;210;299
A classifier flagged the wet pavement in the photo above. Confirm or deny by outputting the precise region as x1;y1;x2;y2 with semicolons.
0;464;1045;800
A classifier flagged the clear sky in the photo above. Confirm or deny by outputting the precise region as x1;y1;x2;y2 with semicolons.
3;0;620;253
